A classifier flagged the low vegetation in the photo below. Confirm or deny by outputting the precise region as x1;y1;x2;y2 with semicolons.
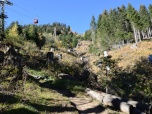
1;3;152;113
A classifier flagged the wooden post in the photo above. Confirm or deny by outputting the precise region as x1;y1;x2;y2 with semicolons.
104;51;108;93
106;67;108;93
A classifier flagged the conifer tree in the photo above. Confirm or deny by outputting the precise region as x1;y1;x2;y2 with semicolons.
127;3;141;44
72;36;78;48
99;9;112;50
90;15;96;45
97;14;102;28
108;8;118;42
148;4;152;22
139;4;151;39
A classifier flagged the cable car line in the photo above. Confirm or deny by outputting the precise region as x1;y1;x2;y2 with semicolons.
13;3;50;23
14;3;37;17
5;6;46;24
5;7;34;19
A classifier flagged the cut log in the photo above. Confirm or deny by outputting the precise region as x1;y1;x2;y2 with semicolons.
103;96;134;114
85;88;104;102
85;88;121;100
127;101;151;112
85;88;148;114
132;108;145;114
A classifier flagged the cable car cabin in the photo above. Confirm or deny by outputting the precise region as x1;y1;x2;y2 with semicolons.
33;19;38;23
61;30;63;33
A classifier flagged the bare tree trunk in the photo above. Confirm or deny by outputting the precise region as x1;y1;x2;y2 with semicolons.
147;28;150;39
138;29;141;42
91;29;95;46
141;31;144;39
122;40;124;47
133;27;137;44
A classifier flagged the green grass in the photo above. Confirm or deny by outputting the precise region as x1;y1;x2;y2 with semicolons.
0;78;79;114
52;78;85;92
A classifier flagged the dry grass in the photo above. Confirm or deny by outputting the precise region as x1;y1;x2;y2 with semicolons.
109;41;152;69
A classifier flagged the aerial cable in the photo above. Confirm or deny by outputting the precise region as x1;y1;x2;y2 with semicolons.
5;7;33;19
5;7;46;23
13;3;50;23
14;3;37;17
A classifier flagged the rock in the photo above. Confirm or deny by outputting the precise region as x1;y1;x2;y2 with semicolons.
58;73;76;81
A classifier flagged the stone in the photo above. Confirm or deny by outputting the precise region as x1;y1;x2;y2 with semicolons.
58;54;62;59
51;48;55;52
68;49;70;52
73;48;75;51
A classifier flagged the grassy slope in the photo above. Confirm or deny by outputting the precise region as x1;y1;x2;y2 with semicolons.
1;39;152;113
0;67;83;114
109;42;152;69
0;39;82;114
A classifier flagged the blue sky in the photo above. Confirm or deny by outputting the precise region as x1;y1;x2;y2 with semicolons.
3;0;152;34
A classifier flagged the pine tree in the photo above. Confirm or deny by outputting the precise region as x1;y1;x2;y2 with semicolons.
72;36;78;48
97;14;102;28
67;25;70;32
90;15;96;45
127;3;141;44
148;4;152;40
90;15;96;29
139;4;151;39
99;9;113;50
148;4;152;22
116;5;131;46
108;8;118;42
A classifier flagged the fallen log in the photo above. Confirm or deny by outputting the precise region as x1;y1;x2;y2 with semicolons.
103;96;134;114
127;101;151;113
85;88;147;114
91;89;151;113
85;88;104;102
85;88;121;102
132;108;145;114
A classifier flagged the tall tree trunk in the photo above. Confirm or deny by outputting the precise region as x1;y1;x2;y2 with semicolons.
122;40;124;47
91;29;95;46
133;27;137;44
141;31;144;39
138;29;141;42
147;28;150;39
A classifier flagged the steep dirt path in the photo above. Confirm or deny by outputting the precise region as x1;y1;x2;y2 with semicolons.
56;89;109;114
69;97;109;114
55;73;126;114
27;70;125;114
